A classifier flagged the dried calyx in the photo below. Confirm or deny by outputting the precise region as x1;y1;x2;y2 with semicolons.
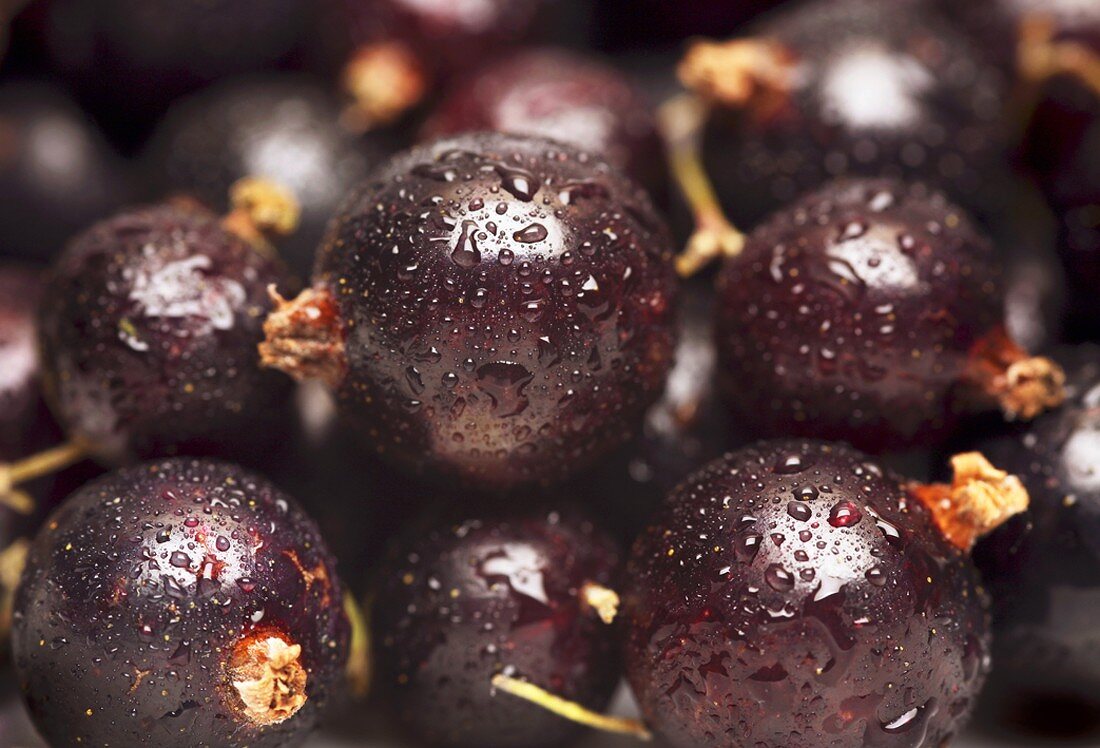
342;42;428;131
1018;16;1100;98
221;178;301;255
229;634;309;726
259;286;347;389
909;452;1030;551
679;37;797;111
964;327;1066;420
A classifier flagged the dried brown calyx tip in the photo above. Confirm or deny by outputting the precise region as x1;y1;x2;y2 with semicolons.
0;441;88;514
259;286;348;390
229;635;308;726
222;178;301;253
342;41;427;131
679;38;797;109
909;452;1030;551
657;94;746;278
580;583;620;625
1018;15;1100;99
964;327;1066;420
491;674;652;740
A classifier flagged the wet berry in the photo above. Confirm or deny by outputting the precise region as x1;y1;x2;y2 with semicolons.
0;82;130;263
144;74;398;277
715;178;1064;451
623;439;1025;748
39;198;294;465
262;132;678;489
684;0;1009;229
373;507;622;747
974;345;1100;706
11;458;349;748
423;47;667;202
30;0;314;141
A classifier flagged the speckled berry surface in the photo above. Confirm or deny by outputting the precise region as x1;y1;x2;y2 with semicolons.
310;131;678;489
373;507;621;748
623;439;991;748
39;202;294;464
716;178;1005;450
11;458;349;748
975;345;1100;702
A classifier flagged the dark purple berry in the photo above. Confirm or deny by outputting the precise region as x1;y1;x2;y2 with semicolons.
373;507;622;748
423;47;667;202
144;74;398;277
974;345;1100;706
0;264;46;456
39;198;294;465
623;439;1025;748
262;132;678;489
1058;203;1100;340
0;82;130;262
684;0;1009;229
11;458;349;748
715;178;1064;451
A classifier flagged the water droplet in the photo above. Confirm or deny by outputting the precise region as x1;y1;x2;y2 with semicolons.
787;501;812;522
405;366;425;395
495;164;538;201
865;566;886;586
513;223;548;244
765;564;795;592
774;453;811;474
735;533;762;563
828;501;863;528
475;362;534;417
451;220;482;268
169;551;191;569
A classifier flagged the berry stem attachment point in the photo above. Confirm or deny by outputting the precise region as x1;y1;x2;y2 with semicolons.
964;327;1066;420
229;635;308;726
490;674;652;741
658;94;746;278
909;452;1030;551
342;42;427;132
343;592;372;697
679;37;797;109
580;583;620;624
259;286;348;389
222;178;301;256
0;441;88;514
1018;15;1100;100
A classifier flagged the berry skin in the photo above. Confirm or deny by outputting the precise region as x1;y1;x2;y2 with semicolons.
39;200;294;465
373;507;621;748
0;82;130;263
685;0;1008;230
974;345;1100;705
715;178;1063;451
11;458;348;748
623;439;1004;748
144;74;397;277
423;48;667;202
262;132;678;490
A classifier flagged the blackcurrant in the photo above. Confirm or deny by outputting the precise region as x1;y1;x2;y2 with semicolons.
681;0;1009;231
38;187;297;466
372;506;628;747
144;74;398;277
262;132;678;490
624;438;1028;748
12;458;349;748
0;82;131;263
974;345;1100;706
715;178;1064;451
423;47;667;202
